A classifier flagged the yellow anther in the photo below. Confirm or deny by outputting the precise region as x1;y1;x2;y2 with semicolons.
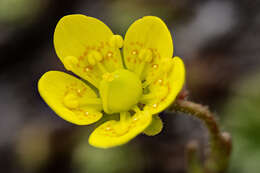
139;49;153;62
63;93;79;109
133;117;138;121
85;111;89;116
102;73;114;82
87;50;103;65
131;50;138;55
63;56;78;70
105;127;112;131
152;64;158;69
84;67;91;72
77;89;82;94
158;79;163;84
107;52;113;58
109;35;124;48
152;104;158;108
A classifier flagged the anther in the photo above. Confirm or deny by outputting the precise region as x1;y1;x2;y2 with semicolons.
107;52;113;58
87;50;103;66
152;104;158;108
131;50;138;55
109;35;124;48
102;73;114;82
84;67;91;72
133;117;138;121
63;56;79;71
152;64;158;69
158;79;163;84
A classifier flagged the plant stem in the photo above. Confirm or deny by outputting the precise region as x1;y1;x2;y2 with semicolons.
170;99;232;173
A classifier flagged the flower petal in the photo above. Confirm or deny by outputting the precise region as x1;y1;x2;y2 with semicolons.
123;16;173;80
141;57;185;114
38;71;103;125
54;14;123;88
89;111;152;148
143;115;163;136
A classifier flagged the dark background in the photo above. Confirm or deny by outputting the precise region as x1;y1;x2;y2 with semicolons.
1;0;260;172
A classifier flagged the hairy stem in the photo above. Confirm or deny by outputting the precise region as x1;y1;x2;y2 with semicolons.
170;99;232;173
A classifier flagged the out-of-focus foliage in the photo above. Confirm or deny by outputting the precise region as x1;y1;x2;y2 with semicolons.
223;71;260;173
73;137;144;173
0;0;46;25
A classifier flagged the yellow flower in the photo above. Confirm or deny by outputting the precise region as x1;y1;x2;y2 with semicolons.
38;14;185;148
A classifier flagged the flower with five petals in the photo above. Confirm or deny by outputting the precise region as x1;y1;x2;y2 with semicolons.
38;14;185;148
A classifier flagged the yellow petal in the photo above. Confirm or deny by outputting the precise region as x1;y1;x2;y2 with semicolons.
89;111;152;148
123;16;173;80
38;71;103;125
144;115;163;136
54;14;123;88
142;57;185;114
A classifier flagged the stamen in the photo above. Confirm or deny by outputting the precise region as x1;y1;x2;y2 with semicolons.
63;56;79;71
158;79;163;84
63;93;79;109
152;64;159;69
109;35;124;48
131;50;138;55
105;126;112;131
118;112;131;134
107;52;113;58
135;62;145;77
135;49;153;78
84;67;91;72
87;50;108;74
132;117;138;122
142;58;173;88
87;50;103;64
102;73;114;82
132;105;141;113
140;93;157;103
152;103;158;108
142;69;165;88
139;49;152;62
63;90;102;109
120;112;130;122
87;54;96;66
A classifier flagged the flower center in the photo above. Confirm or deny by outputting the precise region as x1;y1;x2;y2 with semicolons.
99;69;142;114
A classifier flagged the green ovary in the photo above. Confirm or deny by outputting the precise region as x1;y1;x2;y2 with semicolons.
99;69;142;114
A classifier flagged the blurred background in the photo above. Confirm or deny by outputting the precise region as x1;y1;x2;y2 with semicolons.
0;0;260;172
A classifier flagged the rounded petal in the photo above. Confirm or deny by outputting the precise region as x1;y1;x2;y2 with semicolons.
89;111;152;148
143;57;185;114
54;14;123;87
38;71;103;125
144;115;163;136
123;16;173;80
